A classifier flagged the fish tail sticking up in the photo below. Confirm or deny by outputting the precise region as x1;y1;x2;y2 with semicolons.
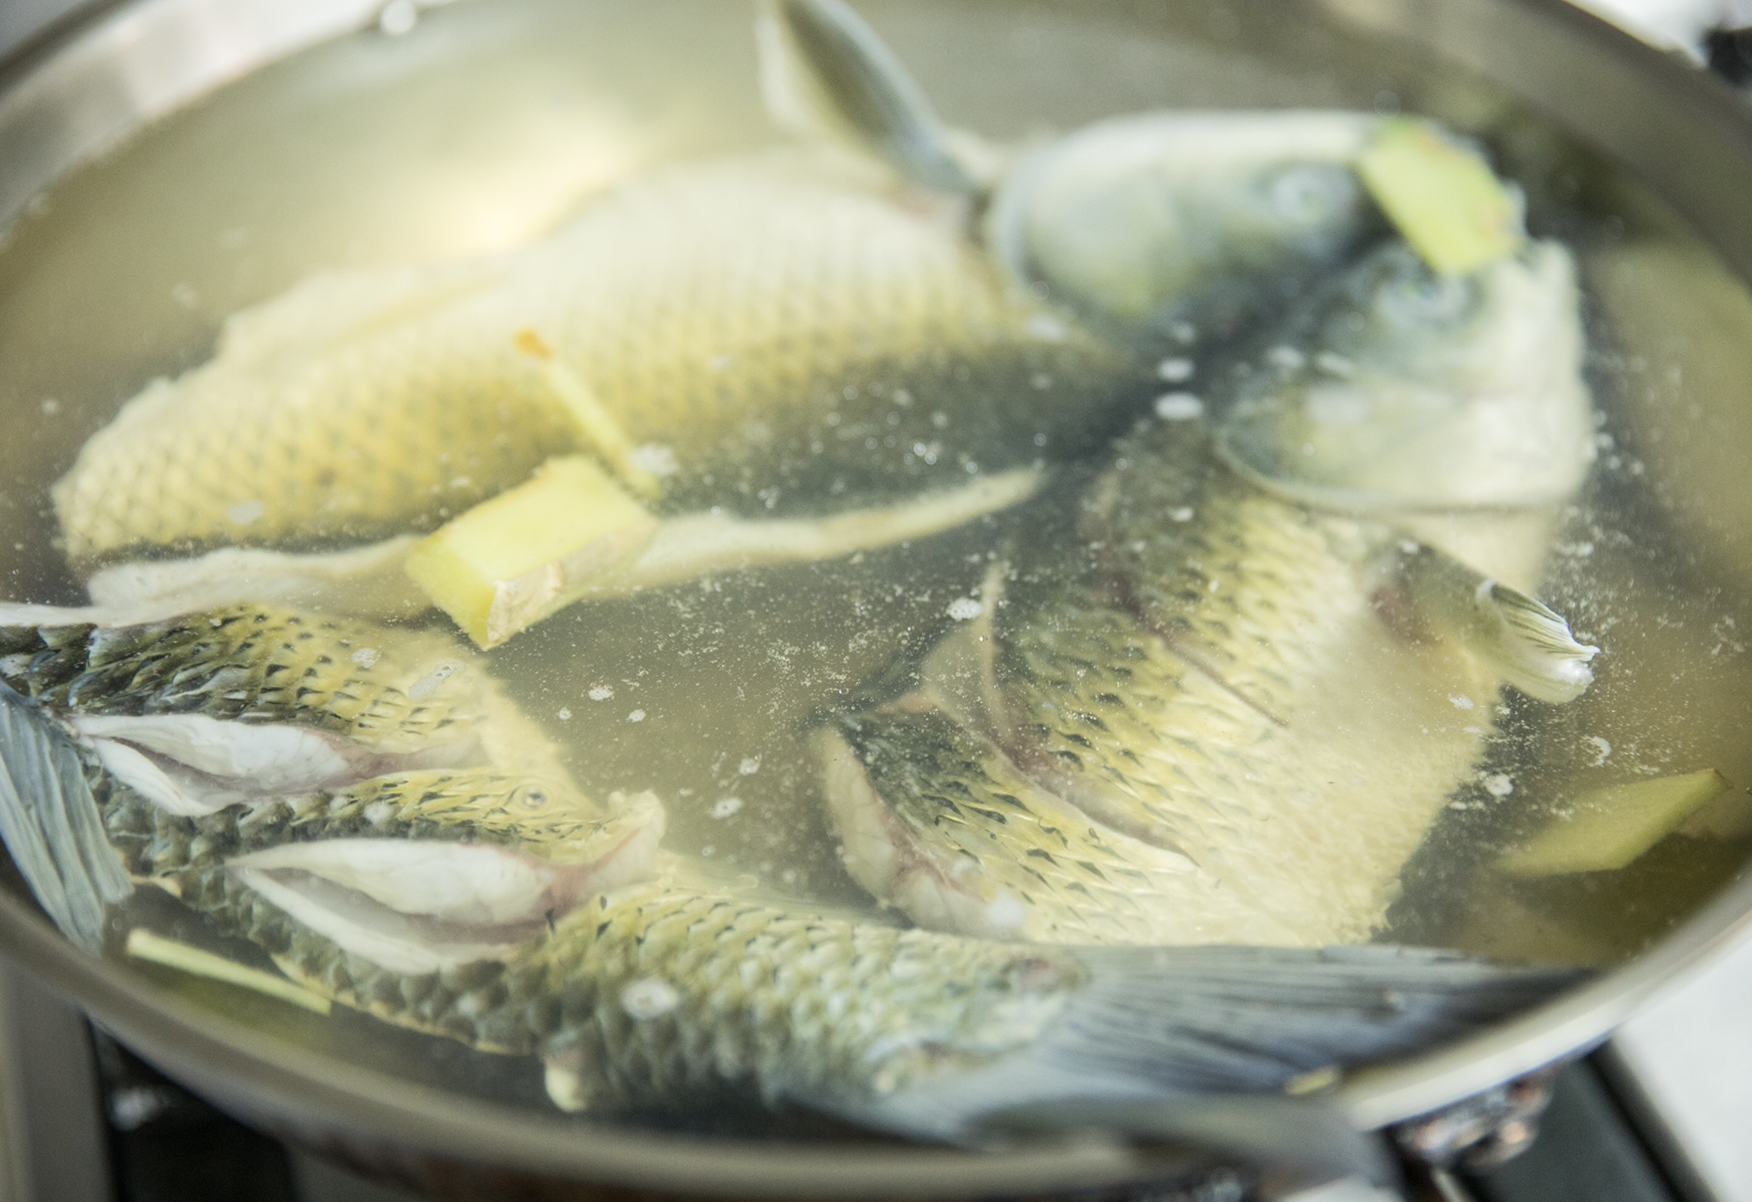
0;686;131;952
1392;541;1599;704
756;0;985;194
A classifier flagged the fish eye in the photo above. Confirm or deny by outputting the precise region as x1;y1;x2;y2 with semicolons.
1377;270;1474;326
1266;165;1356;225
514;785;549;810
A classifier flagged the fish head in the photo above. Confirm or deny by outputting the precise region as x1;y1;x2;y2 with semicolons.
1215;238;1595;512
985;111;1382;341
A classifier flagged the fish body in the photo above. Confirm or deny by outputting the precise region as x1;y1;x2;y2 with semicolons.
100;766;663;983
0;603;567;812
55;155;1131;564
249;866;1575;1143
824;240;1598;948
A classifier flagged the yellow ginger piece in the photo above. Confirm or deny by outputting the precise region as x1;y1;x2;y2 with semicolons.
127;928;332;1014
406;456;658;648
1358;118;1523;276
515;330;666;500
1497;769;1735;878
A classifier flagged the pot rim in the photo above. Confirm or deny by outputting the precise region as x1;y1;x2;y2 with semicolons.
3;0;1752;1194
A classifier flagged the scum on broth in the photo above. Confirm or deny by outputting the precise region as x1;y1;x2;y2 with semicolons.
1;0;1750;1117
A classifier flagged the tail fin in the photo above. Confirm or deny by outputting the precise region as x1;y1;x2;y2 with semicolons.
0;685;131;951
859;943;1580;1176
755;0;983;194
1052;944;1580;1094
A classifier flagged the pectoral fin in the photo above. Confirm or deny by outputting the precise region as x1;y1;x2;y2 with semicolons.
1393;541;1598;703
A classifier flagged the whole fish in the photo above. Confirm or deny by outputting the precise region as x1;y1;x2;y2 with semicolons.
0;602;568;816
821;238;1600;948
54;153;1132;566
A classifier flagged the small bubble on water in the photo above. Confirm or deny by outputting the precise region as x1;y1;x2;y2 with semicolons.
1170;507;1195;522
39;398;58;415
1587;736;1612;766
627;709;646;723
1484;773;1514;798
947;597;984;621
1448;694;1475;711
1031;373;1054;390
588;686;614;701
226;500;265;526
557;707;572;721
620;978;679;1020
1156;357;1195;383
1267;345;1306;371
379;0;418;35
1168;320;1198;345
711;797;744;819
738;756;761;776
1154;393;1203;421
351;647;380;668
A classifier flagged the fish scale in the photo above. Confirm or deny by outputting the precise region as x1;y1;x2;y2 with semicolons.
823;707;1210;945
825;234;1597;951
993;424;1496;946
0;605;552;766
827;426;1504;947
509;881;1074;1112
55;154;1131;562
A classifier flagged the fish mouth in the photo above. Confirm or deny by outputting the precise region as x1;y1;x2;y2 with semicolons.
226;794;666;975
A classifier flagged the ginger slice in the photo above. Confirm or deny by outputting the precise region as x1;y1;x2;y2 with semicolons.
127;928;333;1014
405;456;659;648
1496;769;1735;877
1358;119;1524;276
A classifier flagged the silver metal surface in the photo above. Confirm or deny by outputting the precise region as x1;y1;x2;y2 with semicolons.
0;0;1751;1197
0;0;383;226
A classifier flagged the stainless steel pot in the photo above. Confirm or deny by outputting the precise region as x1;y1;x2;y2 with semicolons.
2;0;1752;1197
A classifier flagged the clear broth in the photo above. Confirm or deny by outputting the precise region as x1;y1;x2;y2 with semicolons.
2;0;1751;1127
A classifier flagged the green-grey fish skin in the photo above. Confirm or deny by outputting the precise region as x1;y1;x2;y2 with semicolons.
97;766;663;1032
826;239;1596;949
818;709;1202;945
0;678;1583;1135
249;870;1577;1137
0;603;563;779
